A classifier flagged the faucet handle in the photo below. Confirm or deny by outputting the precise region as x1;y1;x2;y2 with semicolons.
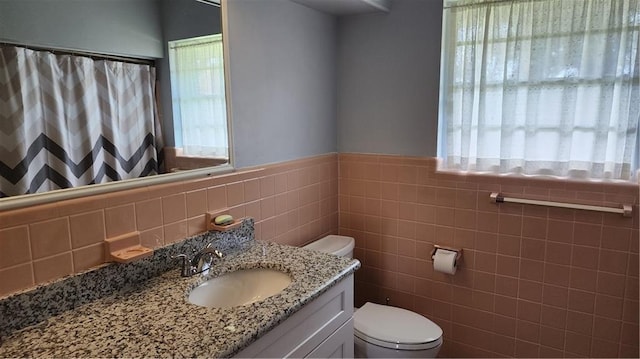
170;253;188;262
171;254;192;277
204;242;223;258
191;246;224;275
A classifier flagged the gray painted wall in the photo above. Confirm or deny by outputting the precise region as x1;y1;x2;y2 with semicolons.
336;0;443;156
225;0;338;168
0;0;163;58
158;0;222;147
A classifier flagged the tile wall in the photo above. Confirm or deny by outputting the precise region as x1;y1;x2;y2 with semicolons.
1;150;638;358
0;154;338;297
339;153;639;358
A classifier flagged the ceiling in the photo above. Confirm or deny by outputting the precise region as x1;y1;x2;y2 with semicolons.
290;0;392;15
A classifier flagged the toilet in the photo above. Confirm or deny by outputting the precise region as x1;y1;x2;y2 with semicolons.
303;235;443;358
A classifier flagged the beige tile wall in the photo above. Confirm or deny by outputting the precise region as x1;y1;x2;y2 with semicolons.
0;154;338;298
2;151;637;358
339;153;639;358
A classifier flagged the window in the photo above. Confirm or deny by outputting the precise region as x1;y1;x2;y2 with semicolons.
438;0;640;181
169;34;228;158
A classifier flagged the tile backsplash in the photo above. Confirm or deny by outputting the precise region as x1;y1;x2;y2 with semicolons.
339;153;639;358
0;219;255;339
0;154;338;297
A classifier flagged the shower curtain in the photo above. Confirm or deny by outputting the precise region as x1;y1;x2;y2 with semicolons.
0;45;163;197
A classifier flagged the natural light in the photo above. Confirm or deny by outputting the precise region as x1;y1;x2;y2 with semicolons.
438;0;640;181
168;34;228;158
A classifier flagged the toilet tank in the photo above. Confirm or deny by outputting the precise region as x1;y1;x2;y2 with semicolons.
303;235;355;258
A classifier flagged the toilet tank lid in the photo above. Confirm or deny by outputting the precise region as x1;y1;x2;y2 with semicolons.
353;302;443;346
303;235;354;256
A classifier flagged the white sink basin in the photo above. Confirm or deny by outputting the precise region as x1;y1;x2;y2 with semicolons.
188;268;292;308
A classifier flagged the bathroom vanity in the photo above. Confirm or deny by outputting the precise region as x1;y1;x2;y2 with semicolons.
0;221;359;358
236;275;354;358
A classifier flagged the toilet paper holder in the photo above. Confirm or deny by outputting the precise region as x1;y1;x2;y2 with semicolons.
431;245;463;265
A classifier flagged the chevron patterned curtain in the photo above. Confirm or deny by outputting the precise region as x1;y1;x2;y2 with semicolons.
0;45;163;197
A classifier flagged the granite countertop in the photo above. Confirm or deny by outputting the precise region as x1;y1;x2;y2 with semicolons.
0;240;359;358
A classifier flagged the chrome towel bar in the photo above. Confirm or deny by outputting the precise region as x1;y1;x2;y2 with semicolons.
490;192;633;217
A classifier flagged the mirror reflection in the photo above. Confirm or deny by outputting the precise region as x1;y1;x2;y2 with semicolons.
0;0;229;198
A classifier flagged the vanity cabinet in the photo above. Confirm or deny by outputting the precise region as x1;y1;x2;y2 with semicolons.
235;275;354;358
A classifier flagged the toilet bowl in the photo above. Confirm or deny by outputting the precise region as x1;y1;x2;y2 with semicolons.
353;302;443;358
303;235;443;358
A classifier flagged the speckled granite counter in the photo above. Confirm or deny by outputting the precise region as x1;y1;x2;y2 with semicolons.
0;222;359;358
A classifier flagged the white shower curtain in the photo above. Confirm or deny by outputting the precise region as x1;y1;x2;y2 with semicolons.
439;0;640;180
0;45;163;197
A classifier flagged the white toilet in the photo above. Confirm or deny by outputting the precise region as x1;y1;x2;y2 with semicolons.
303;235;443;358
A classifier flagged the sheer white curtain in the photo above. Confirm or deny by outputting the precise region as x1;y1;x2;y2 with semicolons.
438;0;640;180
169;34;228;158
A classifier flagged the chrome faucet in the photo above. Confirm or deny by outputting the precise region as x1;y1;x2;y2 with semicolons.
172;244;223;277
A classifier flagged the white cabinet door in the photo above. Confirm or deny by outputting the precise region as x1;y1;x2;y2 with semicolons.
235;275;354;358
307;318;354;358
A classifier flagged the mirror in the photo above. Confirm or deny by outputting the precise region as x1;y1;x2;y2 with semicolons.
158;0;230;172
0;0;232;207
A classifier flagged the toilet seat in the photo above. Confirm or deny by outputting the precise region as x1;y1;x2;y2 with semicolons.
353;302;443;351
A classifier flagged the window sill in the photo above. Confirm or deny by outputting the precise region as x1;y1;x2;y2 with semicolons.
434;161;639;189
164;147;228;172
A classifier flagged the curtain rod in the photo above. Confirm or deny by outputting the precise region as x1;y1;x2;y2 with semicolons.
490;192;633;217
0;41;155;66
